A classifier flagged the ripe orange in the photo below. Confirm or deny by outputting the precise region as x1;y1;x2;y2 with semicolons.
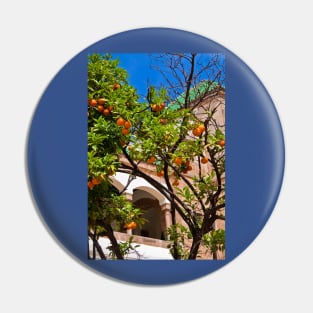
121;128;130;135
88;99;97;107
157;170;164;177
187;165;193;171
113;83;121;90
192;127;202;137
97;105;104;113
218;140;225;147
97;98;106;106
201;157;209;164
147;156;156;164
173;180;180;186
116;117;125;126
198;124;205;133
88;181;94;189
103;109;110;116
125;221;137;230
159;103;165;110
92;177;101;185
174;157;183;166
124;121;132;129
151;104;157;111
159;118;167;125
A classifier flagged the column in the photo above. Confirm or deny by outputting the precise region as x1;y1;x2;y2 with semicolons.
160;202;171;235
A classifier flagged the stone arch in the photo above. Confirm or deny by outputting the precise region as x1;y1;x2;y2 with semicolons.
111;172;170;206
132;189;170;240
109;175;125;193
132;185;168;206
110;172;172;240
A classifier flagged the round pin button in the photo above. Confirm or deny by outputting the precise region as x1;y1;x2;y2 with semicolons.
27;27;284;285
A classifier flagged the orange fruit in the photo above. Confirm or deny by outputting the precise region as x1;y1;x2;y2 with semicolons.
97;105;104;113
97;98;106;106
159;118;167;125
88;99;97;107
147;156;156;164
103;109;110;116
125;221;137;230
187;165;193;171
173;180;180;186
157;170;164;177
151;104;157;111
116;117;125;126
218;140;225;147
198;124;205;133
88;181;94;189
92;177;101;185
124;121;132;129
201;157;209;164
192;127;202;137
121;128;130;135
113;83;121;90
174;157;183;166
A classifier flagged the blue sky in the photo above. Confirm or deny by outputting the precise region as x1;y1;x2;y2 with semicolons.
112;53;163;101
112;53;225;102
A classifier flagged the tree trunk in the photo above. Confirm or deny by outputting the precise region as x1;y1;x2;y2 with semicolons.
188;235;202;260
170;202;181;260
106;227;124;259
88;231;107;260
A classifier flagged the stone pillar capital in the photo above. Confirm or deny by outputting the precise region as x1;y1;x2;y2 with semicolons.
160;202;171;212
123;192;133;202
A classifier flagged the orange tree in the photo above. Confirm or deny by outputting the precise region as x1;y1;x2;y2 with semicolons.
88;54;147;259
88;53;225;260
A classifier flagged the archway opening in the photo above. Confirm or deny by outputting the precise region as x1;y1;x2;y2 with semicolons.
132;189;165;240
